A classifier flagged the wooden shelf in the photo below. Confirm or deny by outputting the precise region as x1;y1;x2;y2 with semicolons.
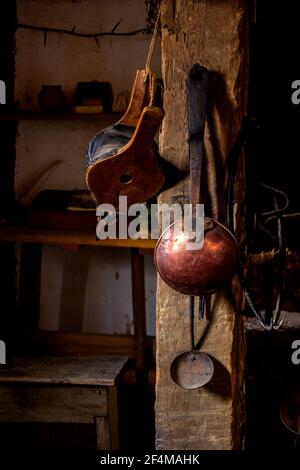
0;112;121;122
31;331;155;358
0;225;156;250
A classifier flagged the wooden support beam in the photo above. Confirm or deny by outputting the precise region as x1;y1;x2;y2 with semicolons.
155;0;248;450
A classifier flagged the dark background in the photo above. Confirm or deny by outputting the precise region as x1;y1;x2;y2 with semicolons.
251;1;300;215
245;0;300;450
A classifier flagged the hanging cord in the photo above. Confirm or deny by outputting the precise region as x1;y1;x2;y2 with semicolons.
144;1;161;105
144;1;161;75
189;295;205;350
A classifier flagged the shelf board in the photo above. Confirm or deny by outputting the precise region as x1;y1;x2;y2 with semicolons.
0;112;121;122
0;225;156;250
31;331;155;358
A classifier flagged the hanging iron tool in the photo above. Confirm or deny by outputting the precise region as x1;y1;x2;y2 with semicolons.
226;117;289;330
154;64;239;296
169;64;214;389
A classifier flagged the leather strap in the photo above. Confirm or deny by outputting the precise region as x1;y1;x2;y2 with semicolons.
187;64;209;208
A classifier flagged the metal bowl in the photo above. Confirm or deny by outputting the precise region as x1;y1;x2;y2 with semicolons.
170;351;214;389
155;218;239;295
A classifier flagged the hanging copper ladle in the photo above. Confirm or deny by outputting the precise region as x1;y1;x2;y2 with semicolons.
156;64;239;389
154;64;239;296
170;296;214;389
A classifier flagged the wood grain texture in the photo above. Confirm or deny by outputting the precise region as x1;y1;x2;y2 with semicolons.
107;387;120;450
86;106;165;208
0;112;121;122
155;0;248;450
118;69;150;127
0;384;107;423
95;416;110;449
0;356;128;386
30;331;155;358
0;225;156;249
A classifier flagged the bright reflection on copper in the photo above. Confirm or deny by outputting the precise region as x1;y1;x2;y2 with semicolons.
154;218;239;295
172;232;190;251
203;238;220;252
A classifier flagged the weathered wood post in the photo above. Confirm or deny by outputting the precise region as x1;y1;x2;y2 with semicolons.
155;0;248;449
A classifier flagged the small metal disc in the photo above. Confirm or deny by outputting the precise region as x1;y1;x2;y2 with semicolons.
170;351;214;390
280;392;300;435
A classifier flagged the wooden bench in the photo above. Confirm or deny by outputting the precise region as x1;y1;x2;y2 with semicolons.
0;355;128;449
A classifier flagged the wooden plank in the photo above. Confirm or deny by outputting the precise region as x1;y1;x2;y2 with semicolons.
118;69;149;127
131;248;147;372
155;0;248;450
31;331;155;357
0;225;156;249
0;384;107;423
0;356;128;386
107;387;120;450
95;416;110;449
0;112;121;122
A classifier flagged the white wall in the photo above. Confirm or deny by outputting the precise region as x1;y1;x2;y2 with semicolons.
40;246;156;335
15;0;161;197
14;0;160;336
15;0;161;113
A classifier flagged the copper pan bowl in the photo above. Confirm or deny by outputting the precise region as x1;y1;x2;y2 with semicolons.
154;217;239;295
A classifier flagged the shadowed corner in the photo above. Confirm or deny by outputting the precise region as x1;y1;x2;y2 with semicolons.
204;355;232;399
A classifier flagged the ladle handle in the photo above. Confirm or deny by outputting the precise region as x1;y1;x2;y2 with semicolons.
187;64;209;209
189;296;195;350
189;295;206;349
187;66;209;350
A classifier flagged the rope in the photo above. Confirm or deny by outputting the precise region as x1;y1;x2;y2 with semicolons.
247;249;281;265
143;1;161;106
144;1;161;75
